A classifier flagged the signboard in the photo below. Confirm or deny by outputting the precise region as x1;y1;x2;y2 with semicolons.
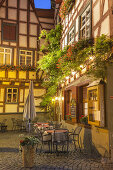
70;99;76;118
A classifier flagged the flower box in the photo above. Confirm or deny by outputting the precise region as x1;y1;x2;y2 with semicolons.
55;0;62;4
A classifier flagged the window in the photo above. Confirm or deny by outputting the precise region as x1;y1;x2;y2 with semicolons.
68;26;75;44
6;88;18;103
0;47;12;65
19;50;33;66
80;5;91;39
2;23;17;41
87;84;105;127
64;90;72;120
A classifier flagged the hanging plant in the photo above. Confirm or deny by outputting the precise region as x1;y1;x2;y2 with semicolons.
59;0;74;19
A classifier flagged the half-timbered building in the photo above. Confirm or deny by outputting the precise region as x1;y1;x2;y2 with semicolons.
54;0;113;157
0;0;54;130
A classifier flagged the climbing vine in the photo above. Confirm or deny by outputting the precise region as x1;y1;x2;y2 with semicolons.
38;26;113;107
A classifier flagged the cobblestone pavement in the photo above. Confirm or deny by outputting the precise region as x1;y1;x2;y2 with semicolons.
0;131;113;170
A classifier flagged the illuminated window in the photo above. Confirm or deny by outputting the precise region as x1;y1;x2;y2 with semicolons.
0;47;12;65
80;5;91;39
6;88;18;103
19;50;33;66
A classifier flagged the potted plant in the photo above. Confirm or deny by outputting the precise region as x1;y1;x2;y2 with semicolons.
20;136;40;168
80;115;88;125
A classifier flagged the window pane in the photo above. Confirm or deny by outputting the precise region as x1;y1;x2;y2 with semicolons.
13;89;17;93
26;56;31;65
13;94;17;102
5;54;10;65
20;51;25;54
0;54;4;65
20;56;25;65
7;94;11;102
8;89;12;93
27;51;32;55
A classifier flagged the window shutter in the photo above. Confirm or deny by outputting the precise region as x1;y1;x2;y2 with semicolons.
3;24;16;41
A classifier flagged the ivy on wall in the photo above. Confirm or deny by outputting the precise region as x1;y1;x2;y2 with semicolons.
38;25;113;107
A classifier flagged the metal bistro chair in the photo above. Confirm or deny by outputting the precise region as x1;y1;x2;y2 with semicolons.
69;126;82;151
53;131;69;155
41;133;52;153
0;119;7;132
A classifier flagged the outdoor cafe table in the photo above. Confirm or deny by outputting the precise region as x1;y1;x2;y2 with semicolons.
44;129;69;152
34;122;50;129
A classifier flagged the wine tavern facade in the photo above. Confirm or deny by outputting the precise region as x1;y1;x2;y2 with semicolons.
54;0;113;157
0;0;54;130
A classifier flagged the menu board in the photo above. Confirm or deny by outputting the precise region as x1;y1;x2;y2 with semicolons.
70;99;76;118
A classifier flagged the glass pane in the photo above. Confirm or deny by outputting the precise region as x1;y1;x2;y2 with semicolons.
5;54;10;65
20;56;25;65
5;49;10;53
27;51;32;55
0;54;4;64
0;48;4;52
26;56;31;65
20;51;25;54
13;89;17;93
7;94;11;103
8;89;12;93
13;94;17;102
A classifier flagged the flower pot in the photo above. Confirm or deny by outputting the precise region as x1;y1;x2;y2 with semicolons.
22;145;35;168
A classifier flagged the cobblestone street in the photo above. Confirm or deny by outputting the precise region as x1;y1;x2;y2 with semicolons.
0;132;113;170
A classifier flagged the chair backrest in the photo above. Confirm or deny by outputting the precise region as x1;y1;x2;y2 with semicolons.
74;126;82;135
53;131;68;142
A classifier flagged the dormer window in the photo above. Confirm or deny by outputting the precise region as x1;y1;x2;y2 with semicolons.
19;50;33;66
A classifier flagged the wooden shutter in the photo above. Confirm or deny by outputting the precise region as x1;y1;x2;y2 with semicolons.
3;24;16;41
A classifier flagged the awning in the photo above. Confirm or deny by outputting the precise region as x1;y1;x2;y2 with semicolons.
87;78;102;87
65;75;95;90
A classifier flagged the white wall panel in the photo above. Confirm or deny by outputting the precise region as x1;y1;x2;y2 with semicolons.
8;0;17;7
5;104;17;113
93;1;100;26
20;11;27;22
8;9;17;20
100;16;110;35
19;23;27;34
0;7;5;18
103;0;108;15
20;0;27;9
34;89;46;97
19;35;27;47
30;24;37;36
30;12;38;23
29;37;37;48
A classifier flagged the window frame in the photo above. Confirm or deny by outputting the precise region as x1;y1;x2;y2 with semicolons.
19;50;33;66
2;22;17;42
6;88;18;104
68;26;75;45
0;47;12;65
87;85;100;126
79;4;91;39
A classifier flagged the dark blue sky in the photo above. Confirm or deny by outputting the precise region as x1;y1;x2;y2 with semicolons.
34;0;51;9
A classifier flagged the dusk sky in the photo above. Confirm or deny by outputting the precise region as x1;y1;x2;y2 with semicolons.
34;0;51;9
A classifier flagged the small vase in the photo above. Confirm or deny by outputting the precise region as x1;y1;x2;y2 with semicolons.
22;145;35;168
